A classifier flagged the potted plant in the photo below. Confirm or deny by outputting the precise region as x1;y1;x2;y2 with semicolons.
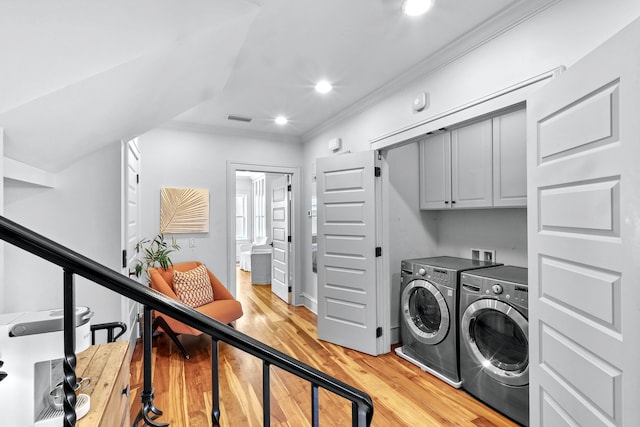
134;233;181;281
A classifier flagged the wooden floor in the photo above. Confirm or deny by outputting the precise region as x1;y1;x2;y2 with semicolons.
130;268;519;427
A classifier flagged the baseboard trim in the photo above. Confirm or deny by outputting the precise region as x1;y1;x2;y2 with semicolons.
301;292;317;314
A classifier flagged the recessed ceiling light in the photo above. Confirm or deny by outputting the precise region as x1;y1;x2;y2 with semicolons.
315;80;333;94
402;0;434;16
275;116;288;125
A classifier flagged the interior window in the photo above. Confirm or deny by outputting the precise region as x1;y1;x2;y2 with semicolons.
253;175;266;239
235;194;248;239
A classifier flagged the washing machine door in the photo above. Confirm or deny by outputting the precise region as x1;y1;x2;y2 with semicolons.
461;299;528;386
401;279;450;345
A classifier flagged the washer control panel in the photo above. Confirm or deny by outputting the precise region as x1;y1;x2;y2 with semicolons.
429;268;450;286
401;261;451;287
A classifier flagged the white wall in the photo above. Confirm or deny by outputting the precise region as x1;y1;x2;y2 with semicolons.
3;143;122;328
137;127;303;287
386;142;439;338
301;0;640;314
435;209;527;267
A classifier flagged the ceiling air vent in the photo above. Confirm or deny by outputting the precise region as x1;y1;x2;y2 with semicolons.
227;114;253;123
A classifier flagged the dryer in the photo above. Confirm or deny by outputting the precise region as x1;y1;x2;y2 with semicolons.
396;256;501;388
459;266;529;426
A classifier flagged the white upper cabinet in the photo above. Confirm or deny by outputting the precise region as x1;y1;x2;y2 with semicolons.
451;119;493;208
492;109;527;207
418;131;451;209
419;108;527;210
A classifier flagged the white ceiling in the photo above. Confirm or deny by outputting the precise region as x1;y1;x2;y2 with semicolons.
0;0;556;172
173;0;556;139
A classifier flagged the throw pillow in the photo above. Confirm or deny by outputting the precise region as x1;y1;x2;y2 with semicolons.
173;264;214;308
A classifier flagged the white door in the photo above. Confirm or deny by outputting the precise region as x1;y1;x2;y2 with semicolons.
316;151;381;356
270;175;290;303
527;19;640;427
122;138;141;341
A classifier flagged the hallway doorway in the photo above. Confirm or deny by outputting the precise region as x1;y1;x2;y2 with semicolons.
226;162;301;306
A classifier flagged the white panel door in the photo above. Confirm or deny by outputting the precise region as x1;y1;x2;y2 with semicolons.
270;175;290;303
122;138;141;341
527;19;640;427
316;151;381;356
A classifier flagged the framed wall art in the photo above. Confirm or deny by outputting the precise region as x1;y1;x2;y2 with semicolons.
160;187;209;233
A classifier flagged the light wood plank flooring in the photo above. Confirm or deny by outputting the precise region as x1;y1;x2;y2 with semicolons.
130;268;519;426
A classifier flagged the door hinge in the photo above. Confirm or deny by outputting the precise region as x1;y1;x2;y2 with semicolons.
122;249;127;268
374;166;381;177
288;235;292;243
375;247;382;257
288;286;292;292
376;327;383;338
287;184;292;191
136;174;139;184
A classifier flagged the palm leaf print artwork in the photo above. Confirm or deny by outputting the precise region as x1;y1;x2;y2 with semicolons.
160;188;209;233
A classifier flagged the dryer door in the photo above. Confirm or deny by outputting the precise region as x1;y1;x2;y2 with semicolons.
401;279;450;345
461;299;528;386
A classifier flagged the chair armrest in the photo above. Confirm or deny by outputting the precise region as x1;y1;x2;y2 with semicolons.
149;269;179;300
90;322;127;344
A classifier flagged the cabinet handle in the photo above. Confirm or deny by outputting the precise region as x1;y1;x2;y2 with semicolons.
451;201;456;204
444;201;449;204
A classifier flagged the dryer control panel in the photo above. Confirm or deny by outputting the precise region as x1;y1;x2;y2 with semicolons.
483;280;527;310
461;273;528;310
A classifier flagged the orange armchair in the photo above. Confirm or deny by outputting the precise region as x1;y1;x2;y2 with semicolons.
148;261;243;358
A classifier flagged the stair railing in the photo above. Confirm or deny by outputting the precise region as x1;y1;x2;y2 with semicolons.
0;215;374;427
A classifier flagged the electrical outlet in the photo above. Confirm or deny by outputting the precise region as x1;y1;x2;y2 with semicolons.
189;238;196;248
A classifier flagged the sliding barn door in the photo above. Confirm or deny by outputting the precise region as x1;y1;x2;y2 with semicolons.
527;18;640;426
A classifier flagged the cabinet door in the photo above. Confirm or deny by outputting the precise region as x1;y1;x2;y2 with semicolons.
493;109;527;207
451;119;493;208
419;132;451;209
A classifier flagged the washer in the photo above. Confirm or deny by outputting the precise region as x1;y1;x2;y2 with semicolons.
459;266;529;426
396;256;501;388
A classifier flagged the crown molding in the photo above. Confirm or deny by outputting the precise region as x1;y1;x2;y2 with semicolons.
161;119;302;144
302;0;561;142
